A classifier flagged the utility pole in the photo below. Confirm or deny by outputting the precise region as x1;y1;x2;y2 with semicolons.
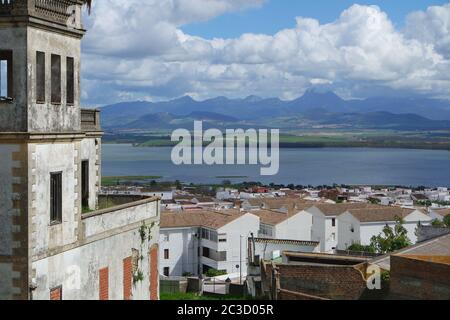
239;235;242;285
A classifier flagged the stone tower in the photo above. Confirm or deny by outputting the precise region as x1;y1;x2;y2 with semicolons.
0;0;101;299
1;1;160;300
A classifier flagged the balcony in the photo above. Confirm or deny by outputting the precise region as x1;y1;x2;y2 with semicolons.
0;0;84;30
81;195;160;239
81;108;101;132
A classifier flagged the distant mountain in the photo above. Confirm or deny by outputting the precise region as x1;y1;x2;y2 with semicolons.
99;91;450;131
121;111;240;130
320;112;450;131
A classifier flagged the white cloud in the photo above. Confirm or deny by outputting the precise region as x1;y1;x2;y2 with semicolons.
81;2;450;104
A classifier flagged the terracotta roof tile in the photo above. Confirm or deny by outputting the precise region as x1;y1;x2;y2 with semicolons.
346;207;416;222
160;209;248;229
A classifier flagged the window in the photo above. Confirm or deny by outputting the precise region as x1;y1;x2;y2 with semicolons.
201;228;218;242
217;251;227;262
50;172;62;224
164;249;169;260
51;54;61;104
202;247;210;259
81;160;89;208
0;50;13;100
259;224;273;237
218;234;227;243
332;218;336;227
163;267;170;277
66;57;74;104
331;233;336;242
161;233;169;242
36;52;45;103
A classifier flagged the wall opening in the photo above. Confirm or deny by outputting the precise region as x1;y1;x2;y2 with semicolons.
81;160;89;208
0;50;13;101
36;51;45;103
66;57;74;105
51;54;61;104
50;172;62;224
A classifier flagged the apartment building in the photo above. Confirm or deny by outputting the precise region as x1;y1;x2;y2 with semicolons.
338;207;432;249
159;210;259;277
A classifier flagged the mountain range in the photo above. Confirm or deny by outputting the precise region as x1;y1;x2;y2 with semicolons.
99;90;450;131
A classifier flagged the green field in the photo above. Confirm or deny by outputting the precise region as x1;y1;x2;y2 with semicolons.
103;130;450;151
102;175;163;186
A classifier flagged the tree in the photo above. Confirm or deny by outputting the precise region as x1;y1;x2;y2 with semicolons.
370;217;411;254
444;215;450;227
347;243;375;253
431;219;445;227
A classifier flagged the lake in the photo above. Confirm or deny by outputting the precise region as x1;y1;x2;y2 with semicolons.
102;144;450;187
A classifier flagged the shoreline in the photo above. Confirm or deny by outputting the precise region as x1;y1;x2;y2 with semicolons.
102;141;450;152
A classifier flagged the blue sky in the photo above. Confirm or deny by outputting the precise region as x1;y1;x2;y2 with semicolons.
82;1;450;104
183;0;449;39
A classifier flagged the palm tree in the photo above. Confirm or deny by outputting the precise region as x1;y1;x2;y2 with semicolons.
83;0;92;14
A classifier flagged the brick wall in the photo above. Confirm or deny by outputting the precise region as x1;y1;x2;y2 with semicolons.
123;257;132;300
276;264;366;300
50;286;62;300
390;255;450;300
279;289;329;300
149;244;159;300
99;267;109;300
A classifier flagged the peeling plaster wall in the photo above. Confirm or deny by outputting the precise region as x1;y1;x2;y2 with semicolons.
32;222;159;300
0;27;28;132
0;144;19;256
30;142;79;257
27;27;81;133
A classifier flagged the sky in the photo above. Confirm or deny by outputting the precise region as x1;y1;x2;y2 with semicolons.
81;0;450;106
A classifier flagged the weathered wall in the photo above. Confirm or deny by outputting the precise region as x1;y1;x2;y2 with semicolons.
390;255;450;300
276;264;367;300
0;142;29;300
30;141;79;258
82;199;159;238
0;27;28;132
32;221;160;300
80;138;100;210
27;27;81;132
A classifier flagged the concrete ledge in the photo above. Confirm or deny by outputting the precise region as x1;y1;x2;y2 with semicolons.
83;196;160;219
82;196;160;239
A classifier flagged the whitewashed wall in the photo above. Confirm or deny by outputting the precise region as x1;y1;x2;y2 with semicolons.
159;227;199;277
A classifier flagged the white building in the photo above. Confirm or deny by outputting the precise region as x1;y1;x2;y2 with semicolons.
159;210;259;277
338;207;432;249
429;208;450;222
252;204;315;241
307;203;380;252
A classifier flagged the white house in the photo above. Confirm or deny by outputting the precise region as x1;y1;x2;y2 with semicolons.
337;207;432;250
307;203;380;252
429;208;450;222
251;203;315;241
159;210;259;277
